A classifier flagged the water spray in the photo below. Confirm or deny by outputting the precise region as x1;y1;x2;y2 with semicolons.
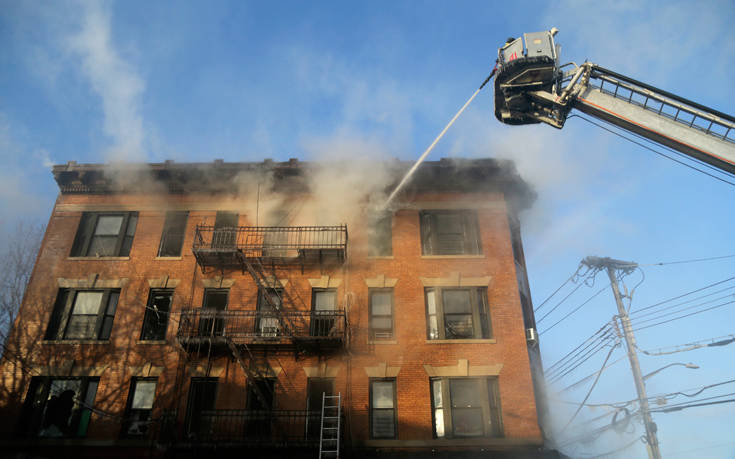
382;67;497;209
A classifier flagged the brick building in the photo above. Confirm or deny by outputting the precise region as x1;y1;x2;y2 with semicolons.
0;157;550;458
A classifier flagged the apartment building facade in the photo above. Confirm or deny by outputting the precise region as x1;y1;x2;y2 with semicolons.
0;158;548;458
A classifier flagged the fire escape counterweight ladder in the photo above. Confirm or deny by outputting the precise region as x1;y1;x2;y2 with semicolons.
319;392;341;458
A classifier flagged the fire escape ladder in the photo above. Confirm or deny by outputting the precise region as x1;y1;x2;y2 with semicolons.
319;392;341;458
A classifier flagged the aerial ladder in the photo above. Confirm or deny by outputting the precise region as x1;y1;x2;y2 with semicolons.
493;28;735;175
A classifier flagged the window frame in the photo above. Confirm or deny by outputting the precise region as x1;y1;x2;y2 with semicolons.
310;288;338;337
140;289;173;341
419;210;481;256
425;287;492;340
45;288;120;341
369;378;398;439
368;288;394;340
18;376;99;438
121;377;158;437
368;211;393;257
157;211;188;257
256;287;283;337
429;376;503;439
70;211;138;257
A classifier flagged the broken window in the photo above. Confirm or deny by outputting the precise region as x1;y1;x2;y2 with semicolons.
430;377;502;438
212;211;238;248
17;377;99;438
71;212;138;257
369;289;394;340
122;378;157;437
158;211;188;257
420;210;480;255
368;211;392;257
44;289;119;341
370;379;397;439
199;289;228;336
425;287;491;340
140;289;173;341
185;378;217;438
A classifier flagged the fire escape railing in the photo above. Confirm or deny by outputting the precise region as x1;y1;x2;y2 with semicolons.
192;225;348;268
176;309;346;344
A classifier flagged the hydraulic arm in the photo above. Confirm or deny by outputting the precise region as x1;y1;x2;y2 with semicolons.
494;29;735;175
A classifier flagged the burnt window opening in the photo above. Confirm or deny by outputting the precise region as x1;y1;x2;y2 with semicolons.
44;289;119;341
71;212;138;257
185;377;217;438
212;211;238;248
158;211;188;257
370;378;397;439
306;377;334;440
425;287;491;340
368;211;392;257
430;377;503;439
256;288;282;337
121;378;157;437
17;376;99;438
199;289;228;336
140;289;173;341
311;289;337;337
369;289;394;340
420;210;481;255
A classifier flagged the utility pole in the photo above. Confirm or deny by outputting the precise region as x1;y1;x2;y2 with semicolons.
581;256;662;459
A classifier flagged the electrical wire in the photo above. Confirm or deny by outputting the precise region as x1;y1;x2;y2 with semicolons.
628;274;735;316
653;396;735;413
537;281;586;323
540;283;610;335
549;337;618;383
630;284;735;320
570;114;735;187
576;435;642;458
559;354;627;393
639;333;735;356
629;292;735;327
641;253;735;266
545;322;614;374
631;298;735;333
534;265;583;312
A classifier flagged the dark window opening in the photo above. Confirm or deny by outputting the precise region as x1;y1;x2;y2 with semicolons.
158;211;188;257
369;289;394;340
140;289;173;341
212;211;238;248
370;378;397;439
71;212;138;257
426;287;491;340
311;289;337;337
199;289;228;336
256;288;282;337
17;377;99;438
430;377;502;439
420;210;480;255
368;212;392;257
122;378;157;437
306;378;334;440
185;378;217;438
45;289;119;341
245;378;276;438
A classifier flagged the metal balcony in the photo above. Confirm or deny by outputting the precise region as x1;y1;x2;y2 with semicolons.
176;309;346;348
192;225;348;269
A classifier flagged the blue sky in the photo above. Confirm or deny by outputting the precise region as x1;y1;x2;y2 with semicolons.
1;1;734;456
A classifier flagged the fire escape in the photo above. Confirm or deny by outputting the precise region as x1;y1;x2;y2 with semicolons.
172;224;348;448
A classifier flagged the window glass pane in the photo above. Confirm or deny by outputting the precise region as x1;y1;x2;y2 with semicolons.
443;290;471;314
434;408;445;437
314;291;336;311
72;292;103;314
370;317;392;330
132;381;157;409
450;379;482;407
445;314;473;338
95;216;123;235
432;380;443;408
65;316;97;339
372;409;395;437
426;290;436;314
106;292;119;314
435;213;462;233
88;236;118;256
372;382;394;409
371;292;391;315
125;214;138;236
452;408;483;436
429;316;439;339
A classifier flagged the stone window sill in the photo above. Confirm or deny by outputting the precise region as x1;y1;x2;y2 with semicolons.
367;255;394;260
137;340;168;345
426;339;496;344
67;256;130;261
154;256;182;260
42;340;110;345
421;254;485;259
368;340;398;345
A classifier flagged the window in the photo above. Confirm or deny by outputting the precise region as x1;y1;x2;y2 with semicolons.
18;377;99;438
212;211;238;248
158;211;188;257
420;210;480;255
45;289;119;340
199;289;228;336
370;379;397;439
430;377;502;438
369;289;394;340
306;378;334;439
71;212;138;257
122;378;157;437
140;289;173;341
185;378;217;438
425;287;491;340
311;289;337;337
256;288;282;337
245;378;276;438
368;212;392;256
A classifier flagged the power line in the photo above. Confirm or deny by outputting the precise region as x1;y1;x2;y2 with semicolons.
639;333;735;356
549;337;618;383
537;281;586;323
629;292;735;327
559;354;627;393
630;284;735;319
534;270;577;313
545;322;614;373
631;298;735;333
641;253;735;266
540;283;610;335
546;327;615;378
629;274;735;316
653;396;735;413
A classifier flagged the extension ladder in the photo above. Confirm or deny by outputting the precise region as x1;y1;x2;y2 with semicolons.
318;392;341;458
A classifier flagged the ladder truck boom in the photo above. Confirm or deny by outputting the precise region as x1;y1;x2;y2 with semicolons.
494;29;735;175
